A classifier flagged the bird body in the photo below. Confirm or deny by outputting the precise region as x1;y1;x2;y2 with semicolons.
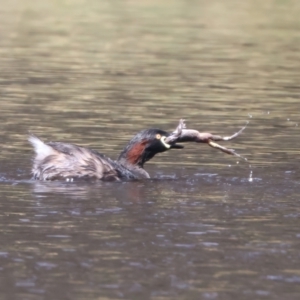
29;129;181;181
28;120;246;181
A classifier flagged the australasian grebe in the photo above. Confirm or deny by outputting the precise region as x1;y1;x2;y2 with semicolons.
29;120;247;181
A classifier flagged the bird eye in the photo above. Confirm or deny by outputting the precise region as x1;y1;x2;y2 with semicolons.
155;134;161;139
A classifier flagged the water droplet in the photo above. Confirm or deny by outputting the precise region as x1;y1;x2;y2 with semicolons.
248;170;253;182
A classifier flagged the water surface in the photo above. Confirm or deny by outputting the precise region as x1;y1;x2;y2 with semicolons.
1;0;300;299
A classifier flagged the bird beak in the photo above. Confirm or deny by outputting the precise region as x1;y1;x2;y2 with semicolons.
161;136;184;149
160;136;171;149
170;144;184;149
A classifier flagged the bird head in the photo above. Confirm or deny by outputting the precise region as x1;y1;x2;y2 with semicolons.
117;129;183;167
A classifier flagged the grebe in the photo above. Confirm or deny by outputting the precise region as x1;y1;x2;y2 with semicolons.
29;120;247;181
29;129;183;181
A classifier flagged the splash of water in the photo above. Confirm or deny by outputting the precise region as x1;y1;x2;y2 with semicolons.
248;165;253;182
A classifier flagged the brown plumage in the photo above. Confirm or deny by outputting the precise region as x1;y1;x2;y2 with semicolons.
29;128;183;181
29;120;247;182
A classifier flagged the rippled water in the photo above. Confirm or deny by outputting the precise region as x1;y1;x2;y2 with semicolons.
1;0;300;299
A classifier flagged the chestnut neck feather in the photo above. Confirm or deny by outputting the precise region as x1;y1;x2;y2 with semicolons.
125;140;148;165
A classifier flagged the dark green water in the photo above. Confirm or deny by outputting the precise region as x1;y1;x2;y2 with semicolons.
1;0;300;299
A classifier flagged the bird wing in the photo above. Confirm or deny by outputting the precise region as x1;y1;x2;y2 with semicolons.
29;136;120;181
